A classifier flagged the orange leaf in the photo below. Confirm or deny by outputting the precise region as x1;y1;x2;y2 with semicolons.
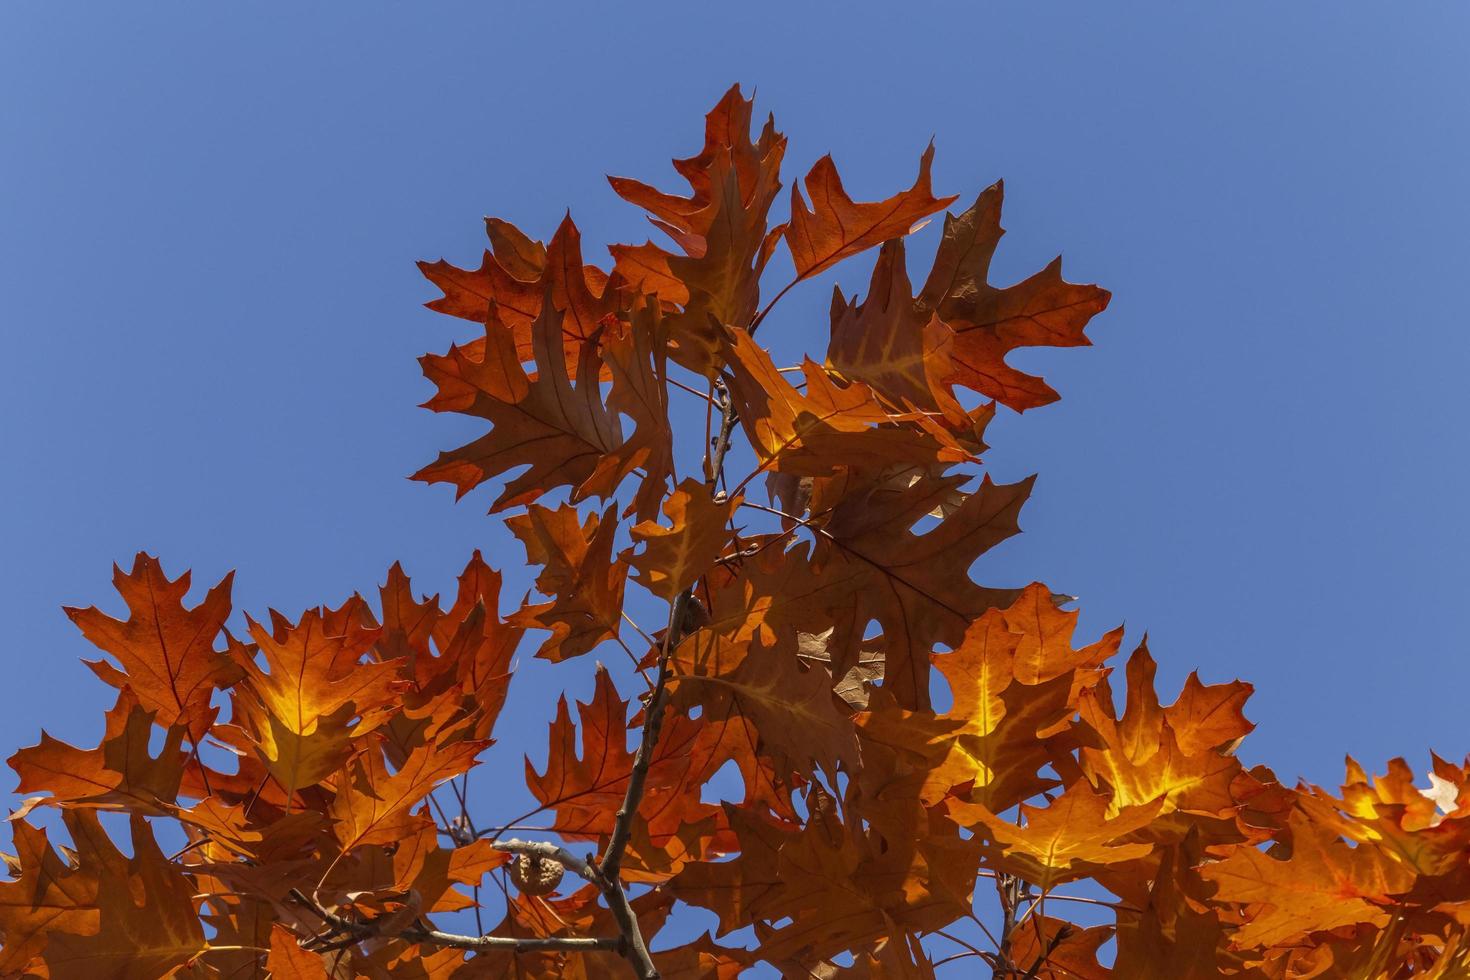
266;923;328;979
507;503;628;661
949;780;1162;889
329;739;485;850
65;553;241;742
40;811;206;979
419;215;618;376
9;689;185;816
226;606;404;798
610;84;787;372
786;142;956;280
629;477;739;599
413;297;623;512
917;181;1110;410
1200;810;1415;947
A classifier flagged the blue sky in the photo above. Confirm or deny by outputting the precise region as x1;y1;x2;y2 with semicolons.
2;0;1467;925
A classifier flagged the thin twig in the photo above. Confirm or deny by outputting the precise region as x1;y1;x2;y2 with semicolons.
748;276;798;336
667;375;718;403
705;380;740;494
493;839;600;886
620;610;657;649
287;884;624;956
403;926;621;953
935;950;991;969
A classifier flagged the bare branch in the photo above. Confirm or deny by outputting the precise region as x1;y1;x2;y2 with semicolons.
403;927;622;953
492;839;600;886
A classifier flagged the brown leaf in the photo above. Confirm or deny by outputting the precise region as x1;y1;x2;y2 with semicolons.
329;739;485;850
917;181;1110;410
787;142;956;281
418;215;618;376
507;503;628;661
413;297;623;512
673;788;976;967
584;298;676;521
9;689;186;816
827;238;964;420
668;622;859;780
0;820;98;975
267;923;329;979
65;553;241;742
610;84;787;372
800;469;1035;709
1200;810;1415;948
949;780;1162;889
628;477;739;599
526;665;721;864
40;811;206;979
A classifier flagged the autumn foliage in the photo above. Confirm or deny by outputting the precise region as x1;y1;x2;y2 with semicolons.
6;85;1470;979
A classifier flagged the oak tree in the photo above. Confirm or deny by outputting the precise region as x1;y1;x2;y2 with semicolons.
4;85;1468;978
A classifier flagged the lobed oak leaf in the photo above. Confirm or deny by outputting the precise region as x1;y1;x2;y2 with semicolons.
827;237;965;423
507;503;628;661
39;810;207;979
418;214;619;376
642;934;751;979
582;298;676;520
1200;810;1416;948
831;931;939;979
673;787;977;968
198;895;277;980
1001;581;1122;686
667;620;859;780
679;702;802;823
483;216;548;279
526;665;722;863
329;738;485;851
0;819;98;975
376;560;443;681
64;552;242;742
856;599;1103;813
411;553;522;739
1006;916;1112;980
628;476;739;600
1074;642;1254;833
266;922;329;979
722;326;892;475
226;605;405;800
1113;840;1233;980
948;780;1162;890
325;823;505;918
371;555;524;762
1295;755;1470;878
8;688;186;817
610;83;787;373
412;296;623;513
786;142;957;281
916;181;1110;411
801;469;1034;709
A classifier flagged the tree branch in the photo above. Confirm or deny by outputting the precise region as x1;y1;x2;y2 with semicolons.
403;927;623;953
288;885;625;956
585;379;738;978
493;839;601;885
705;379;740;495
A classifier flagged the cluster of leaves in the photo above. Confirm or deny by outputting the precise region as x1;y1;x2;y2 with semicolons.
5;85;1470;979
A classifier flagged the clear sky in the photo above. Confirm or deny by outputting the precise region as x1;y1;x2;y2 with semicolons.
3;0;1468;902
